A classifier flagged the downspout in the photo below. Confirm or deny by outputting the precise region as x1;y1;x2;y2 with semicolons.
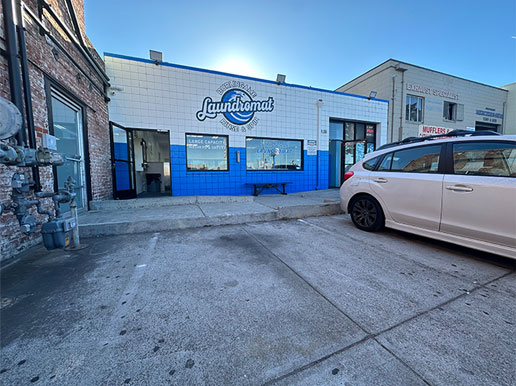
316;99;323;190
2;0;26;146
396;65;407;141
390;76;395;143
502;101;506;134
15;0;41;190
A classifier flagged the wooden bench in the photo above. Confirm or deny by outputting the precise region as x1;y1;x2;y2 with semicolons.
246;182;292;196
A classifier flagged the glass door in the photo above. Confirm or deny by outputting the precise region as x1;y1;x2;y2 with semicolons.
110;122;137;199
51;90;86;212
329;120;377;187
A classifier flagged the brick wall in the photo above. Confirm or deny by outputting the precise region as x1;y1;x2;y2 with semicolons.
0;0;111;261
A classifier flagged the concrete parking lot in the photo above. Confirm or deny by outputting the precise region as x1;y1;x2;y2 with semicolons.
1;215;515;385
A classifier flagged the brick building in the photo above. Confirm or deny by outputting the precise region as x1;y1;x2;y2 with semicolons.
1;0;111;261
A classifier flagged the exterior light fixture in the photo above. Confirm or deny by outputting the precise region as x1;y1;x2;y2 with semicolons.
276;74;286;85
149;50;163;64
368;91;377;99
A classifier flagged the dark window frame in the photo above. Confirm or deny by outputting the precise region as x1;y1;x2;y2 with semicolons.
185;133;229;172
371;144;446;174
245;136;304;172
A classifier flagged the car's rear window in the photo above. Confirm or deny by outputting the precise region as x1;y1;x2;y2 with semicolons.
453;141;516;177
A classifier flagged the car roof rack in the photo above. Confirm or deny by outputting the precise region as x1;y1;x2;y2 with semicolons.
376;130;501;151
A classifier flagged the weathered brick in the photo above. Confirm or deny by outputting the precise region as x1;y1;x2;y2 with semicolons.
1;0;111;261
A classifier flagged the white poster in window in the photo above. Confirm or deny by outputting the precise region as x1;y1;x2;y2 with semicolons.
418;125;453;137
307;140;317;155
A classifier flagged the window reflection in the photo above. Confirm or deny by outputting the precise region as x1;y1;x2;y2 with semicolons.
246;138;302;171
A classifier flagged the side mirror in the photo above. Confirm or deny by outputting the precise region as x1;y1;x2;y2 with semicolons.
0;97;22;140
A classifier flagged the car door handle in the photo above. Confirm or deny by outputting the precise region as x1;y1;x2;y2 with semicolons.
373;178;388;183
446;185;473;192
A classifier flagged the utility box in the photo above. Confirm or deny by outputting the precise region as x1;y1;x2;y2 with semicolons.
42;133;57;151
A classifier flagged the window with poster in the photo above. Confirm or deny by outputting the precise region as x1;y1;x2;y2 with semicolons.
328;119;377;188
246;137;303;171
186;134;229;171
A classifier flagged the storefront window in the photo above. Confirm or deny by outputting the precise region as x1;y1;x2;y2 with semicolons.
186;134;228;171
246;137;303;171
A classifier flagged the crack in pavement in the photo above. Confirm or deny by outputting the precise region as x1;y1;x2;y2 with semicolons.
242;223;513;385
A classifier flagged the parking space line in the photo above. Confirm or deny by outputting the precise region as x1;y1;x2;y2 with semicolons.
100;232;160;347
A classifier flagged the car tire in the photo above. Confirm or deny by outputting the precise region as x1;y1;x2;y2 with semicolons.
349;195;385;232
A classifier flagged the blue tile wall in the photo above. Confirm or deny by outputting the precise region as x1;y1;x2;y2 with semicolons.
170;145;329;196
114;143;130;190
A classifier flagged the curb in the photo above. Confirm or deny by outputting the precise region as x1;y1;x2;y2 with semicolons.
79;203;343;237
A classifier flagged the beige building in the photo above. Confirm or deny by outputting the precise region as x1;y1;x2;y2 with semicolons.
337;59;509;142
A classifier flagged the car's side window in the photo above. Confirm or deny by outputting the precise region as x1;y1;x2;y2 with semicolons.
453;142;516;177
390;145;441;173
377;153;392;171
363;155;382;170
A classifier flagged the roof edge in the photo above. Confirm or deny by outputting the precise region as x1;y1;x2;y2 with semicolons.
104;52;390;103
339;58;509;92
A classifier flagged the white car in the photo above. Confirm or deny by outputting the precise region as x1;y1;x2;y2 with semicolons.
340;131;516;259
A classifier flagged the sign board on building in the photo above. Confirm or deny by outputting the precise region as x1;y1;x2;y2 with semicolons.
307;140;317;155
406;83;459;100
196;81;275;133
418;125;454;137
475;108;503;124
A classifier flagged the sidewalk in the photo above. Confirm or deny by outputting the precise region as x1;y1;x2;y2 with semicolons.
79;189;342;237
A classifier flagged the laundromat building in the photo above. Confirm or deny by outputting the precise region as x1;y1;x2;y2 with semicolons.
104;52;389;198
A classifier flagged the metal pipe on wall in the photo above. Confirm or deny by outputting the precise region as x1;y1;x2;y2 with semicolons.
391;76;396;143
396;65;407;141
15;0;41;190
2;0;27;146
316;99;323;190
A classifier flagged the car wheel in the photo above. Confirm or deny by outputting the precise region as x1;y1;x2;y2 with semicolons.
349;195;385;232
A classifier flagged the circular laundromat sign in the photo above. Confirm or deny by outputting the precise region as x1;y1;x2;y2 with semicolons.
196;82;274;132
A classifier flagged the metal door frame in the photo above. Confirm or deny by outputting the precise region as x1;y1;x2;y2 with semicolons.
110;121;137;199
46;85;88;211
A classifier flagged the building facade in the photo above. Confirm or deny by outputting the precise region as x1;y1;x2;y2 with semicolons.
337;59;509;142
105;53;389;197
501;82;516;134
0;0;111;261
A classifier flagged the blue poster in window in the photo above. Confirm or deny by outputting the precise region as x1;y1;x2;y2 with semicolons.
186;135;228;171
246;138;302;170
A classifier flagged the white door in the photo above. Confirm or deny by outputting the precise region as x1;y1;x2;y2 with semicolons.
370;144;444;231
440;141;516;247
51;90;87;212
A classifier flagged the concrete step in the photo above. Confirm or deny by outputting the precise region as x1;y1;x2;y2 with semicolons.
89;195;254;211
79;201;343;237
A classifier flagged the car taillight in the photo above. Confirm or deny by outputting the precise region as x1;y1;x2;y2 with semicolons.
343;171;354;182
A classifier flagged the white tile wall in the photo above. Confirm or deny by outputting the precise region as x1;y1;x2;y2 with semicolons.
105;55;389;151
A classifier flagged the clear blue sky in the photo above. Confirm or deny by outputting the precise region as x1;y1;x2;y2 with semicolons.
84;0;516;90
